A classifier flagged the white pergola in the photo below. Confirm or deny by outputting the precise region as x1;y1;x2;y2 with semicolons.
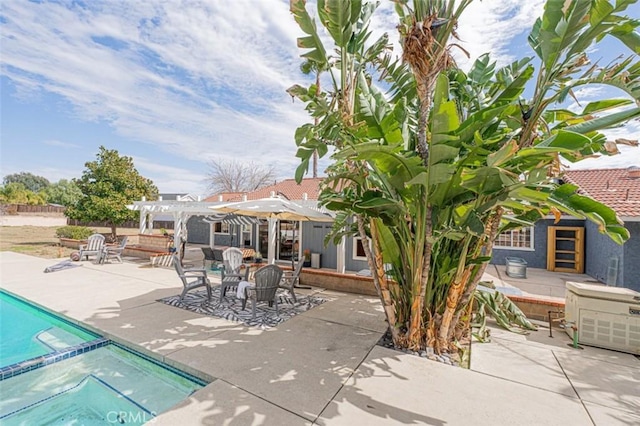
127;200;226;251
127;198;346;272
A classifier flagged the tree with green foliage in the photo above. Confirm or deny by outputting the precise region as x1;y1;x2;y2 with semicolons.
289;0;638;355
43;179;83;207
3;172;50;192
66;146;158;239
0;183;47;205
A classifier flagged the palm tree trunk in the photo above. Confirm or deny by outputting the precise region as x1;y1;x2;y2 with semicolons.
359;217;399;343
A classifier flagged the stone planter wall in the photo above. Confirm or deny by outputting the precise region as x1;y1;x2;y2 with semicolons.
138;234;172;251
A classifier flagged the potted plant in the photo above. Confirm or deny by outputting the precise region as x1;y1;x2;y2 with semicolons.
303;249;311;267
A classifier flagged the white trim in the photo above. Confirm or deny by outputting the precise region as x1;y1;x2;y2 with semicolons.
620;216;640;222
352;237;368;261
493;246;536;252
494;226;535;250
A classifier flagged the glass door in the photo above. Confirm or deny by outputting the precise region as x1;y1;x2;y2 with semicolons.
278;221;298;261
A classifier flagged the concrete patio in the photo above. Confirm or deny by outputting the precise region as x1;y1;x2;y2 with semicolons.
1;251;638;425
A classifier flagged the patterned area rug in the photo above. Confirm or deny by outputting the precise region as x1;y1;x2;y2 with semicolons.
159;287;326;328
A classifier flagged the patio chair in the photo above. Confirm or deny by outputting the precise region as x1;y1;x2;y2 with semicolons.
279;260;304;302
173;254;212;302
220;247;250;297
242;264;284;319
78;234;106;262
100;236;128;264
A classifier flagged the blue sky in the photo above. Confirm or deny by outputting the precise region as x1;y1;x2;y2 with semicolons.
1;0;638;194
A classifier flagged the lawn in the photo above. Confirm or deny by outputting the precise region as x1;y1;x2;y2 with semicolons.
0;226;141;259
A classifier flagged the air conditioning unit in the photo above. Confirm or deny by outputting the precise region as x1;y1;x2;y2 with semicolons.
565;281;640;355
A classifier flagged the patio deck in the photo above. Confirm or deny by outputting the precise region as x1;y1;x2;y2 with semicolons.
1;251;638;425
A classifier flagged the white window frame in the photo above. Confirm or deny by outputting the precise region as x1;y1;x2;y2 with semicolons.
241;224;252;246
493;226;535;251
352;237;368;261
213;222;230;234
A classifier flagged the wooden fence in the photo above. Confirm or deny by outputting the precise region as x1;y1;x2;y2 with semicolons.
66;219;174;230
0;204;66;215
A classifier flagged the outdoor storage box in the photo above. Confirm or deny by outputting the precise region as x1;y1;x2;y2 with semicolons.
311;253;321;269
505;257;527;278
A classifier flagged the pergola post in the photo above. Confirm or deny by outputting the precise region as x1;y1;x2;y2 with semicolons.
139;207;148;234
297;220;303;263
267;218;277;264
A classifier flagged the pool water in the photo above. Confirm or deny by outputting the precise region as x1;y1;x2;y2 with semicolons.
0;291;206;424
0;292;97;368
1;346;203;425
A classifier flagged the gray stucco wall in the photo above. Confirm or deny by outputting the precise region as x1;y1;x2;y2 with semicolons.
344;236;369;272
301;222;337;269
584;220;624;286
623;221;640;292
491;219;585;269
186;216;209;244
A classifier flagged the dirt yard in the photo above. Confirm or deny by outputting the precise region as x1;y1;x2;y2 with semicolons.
0;225;141;259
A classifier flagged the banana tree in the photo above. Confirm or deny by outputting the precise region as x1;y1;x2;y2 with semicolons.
289;0;639;354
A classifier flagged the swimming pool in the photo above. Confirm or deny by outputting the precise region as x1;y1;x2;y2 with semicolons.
0;291;98;368
0;290;207;424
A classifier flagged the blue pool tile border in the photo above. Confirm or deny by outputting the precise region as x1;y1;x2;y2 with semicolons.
1;289;210;387
0;338;109;381
111;341;210;387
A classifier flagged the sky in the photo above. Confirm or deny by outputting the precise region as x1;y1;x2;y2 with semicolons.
1;0;639;195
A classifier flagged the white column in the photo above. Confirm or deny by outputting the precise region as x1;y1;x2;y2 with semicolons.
173;212;182;251
336;235;346;274
139;209;147;234
147;213;155;234
297;221;303;263
267;218;277;264
209;223;215;248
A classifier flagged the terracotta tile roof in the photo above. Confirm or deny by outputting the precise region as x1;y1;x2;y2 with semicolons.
205;178;323;202
203;192;244;202
563;168;640;217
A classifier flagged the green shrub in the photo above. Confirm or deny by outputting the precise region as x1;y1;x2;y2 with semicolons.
55;225;95;240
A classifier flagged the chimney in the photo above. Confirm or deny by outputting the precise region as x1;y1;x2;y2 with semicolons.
218;195;223;202
197;195;202;201
302;192;308;200
270;191;276;198
242;193;248;201
628;166;640;179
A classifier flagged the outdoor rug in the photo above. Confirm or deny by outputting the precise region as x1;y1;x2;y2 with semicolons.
158;287;326;329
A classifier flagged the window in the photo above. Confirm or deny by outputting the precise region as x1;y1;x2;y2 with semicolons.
213;222;230;234
242;224;252;246
494;227;534;250
352;237;368;260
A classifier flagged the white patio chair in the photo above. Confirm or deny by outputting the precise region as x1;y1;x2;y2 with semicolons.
78;234;105;262
220;247;250;297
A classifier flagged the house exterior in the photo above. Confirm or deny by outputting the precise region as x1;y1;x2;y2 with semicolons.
195;178;369;273
491;168;640;292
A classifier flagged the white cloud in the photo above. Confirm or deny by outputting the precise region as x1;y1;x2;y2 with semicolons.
1;0;637;195
43;139;81;149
